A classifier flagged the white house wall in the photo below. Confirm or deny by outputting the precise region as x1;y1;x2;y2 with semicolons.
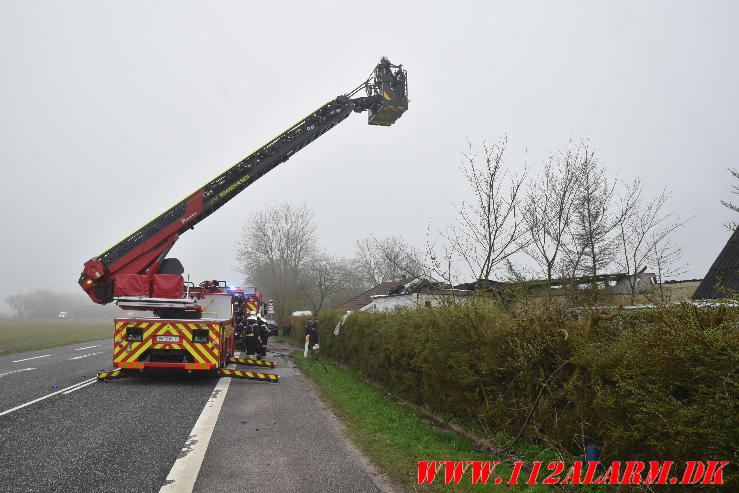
370;293;468;311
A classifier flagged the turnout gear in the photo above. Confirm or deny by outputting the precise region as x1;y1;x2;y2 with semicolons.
243;316;260;359
256;320;271;360
305;319;319;350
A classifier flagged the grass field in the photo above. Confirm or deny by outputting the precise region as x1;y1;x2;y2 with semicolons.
0;319;113;356
294;352;552;492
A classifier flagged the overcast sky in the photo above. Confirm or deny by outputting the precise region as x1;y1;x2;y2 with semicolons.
1;1;737;309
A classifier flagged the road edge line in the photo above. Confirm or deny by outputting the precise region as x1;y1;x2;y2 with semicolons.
160;377;231;493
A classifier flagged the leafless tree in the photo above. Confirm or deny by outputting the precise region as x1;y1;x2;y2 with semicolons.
569;145;638;280
354;235;425;285
5;294;29;319
523;142;582;282
616;186;688;303
721;167;739;230
447;136;528;281
650;238;686;302
302;254;358;315
236;203;317;318
425;225;458;285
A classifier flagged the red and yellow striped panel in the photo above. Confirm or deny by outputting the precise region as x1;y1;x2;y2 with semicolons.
217;368;279;383
118;362;144;369
97;369;124;380
113;320;224;368
227;357;276;368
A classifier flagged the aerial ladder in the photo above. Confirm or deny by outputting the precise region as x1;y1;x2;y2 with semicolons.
79;58;408;381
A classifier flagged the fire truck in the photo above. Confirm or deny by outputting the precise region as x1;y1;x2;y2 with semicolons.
81;58;408;381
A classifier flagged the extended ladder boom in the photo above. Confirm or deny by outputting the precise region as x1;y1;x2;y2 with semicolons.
80;58;408;304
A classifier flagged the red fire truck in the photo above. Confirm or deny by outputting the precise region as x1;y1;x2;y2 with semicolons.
83;58;409;381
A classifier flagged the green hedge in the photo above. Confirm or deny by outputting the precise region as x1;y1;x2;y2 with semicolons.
318;300;739;490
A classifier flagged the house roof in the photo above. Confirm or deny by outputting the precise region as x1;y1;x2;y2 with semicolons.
693;227;739;299
337;280;408;310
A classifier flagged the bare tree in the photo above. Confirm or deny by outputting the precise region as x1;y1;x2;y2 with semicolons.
302;254;358;315
570;145;637;280
354;236;424;285
447;136;527;281
5;294;29;319
426;225;458;285
721;167;739;230
616;187;688;303
236;203;317;318
650;238;685;302
523;142;582;282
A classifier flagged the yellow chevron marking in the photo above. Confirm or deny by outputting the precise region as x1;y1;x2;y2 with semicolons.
181;340;206;364
97;370;122;380
191;340;217;365
144;326;157;340
126;339;152;362
171;344;181;350
140;323;149;329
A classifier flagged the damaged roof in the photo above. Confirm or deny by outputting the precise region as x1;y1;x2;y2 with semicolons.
337;280;409;311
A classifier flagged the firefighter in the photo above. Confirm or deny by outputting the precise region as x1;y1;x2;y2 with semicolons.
232;293;246;346
256;315;271;360
305;318;318;351
243;312;260;359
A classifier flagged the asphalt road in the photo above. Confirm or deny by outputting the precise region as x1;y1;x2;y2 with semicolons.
0;338;389;493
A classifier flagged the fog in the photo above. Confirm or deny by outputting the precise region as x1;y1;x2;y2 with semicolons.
1;1;737;313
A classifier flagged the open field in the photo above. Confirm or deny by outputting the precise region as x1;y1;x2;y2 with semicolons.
0;318;112;355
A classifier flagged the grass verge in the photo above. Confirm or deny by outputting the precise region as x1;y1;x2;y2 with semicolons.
294;351;550;492
0;319;112;356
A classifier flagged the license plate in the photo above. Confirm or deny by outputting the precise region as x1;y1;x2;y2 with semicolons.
156;335;180;342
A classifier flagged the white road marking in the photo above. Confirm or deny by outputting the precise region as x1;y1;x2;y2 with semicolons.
0;378;97;417
0;368;36;378
68;352;102;360
160;377;232;493
62;380;96;394
12;354;50;363
75;345;100;351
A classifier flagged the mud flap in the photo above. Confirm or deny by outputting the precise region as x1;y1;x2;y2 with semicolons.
227;357;276;368
217;368;279;383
